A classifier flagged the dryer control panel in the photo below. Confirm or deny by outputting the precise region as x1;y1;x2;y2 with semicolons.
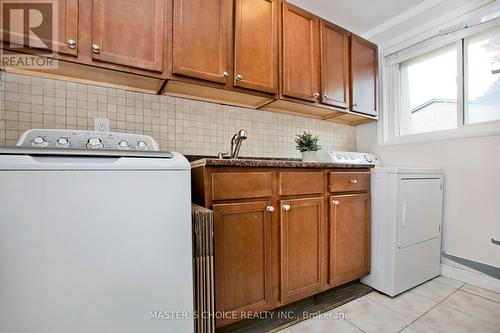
318;150;380;166
17;129;160;151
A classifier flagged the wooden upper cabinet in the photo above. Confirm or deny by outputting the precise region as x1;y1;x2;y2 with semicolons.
280;197;324;304
56;0;79;56
91;0;165;72
213;202;275;327
321;21;350;109
281;2;320;103
329;193;370;286
234;0;278;94
0;0;78;56
351;35;378;116
172;0;229;84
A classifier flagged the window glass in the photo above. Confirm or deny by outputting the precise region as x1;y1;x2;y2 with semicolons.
466;26;500;124
399;44;458;135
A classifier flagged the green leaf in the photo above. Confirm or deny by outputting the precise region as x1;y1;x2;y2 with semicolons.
295;131;321;152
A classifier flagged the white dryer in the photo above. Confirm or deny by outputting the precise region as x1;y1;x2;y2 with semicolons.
0;130;194;333
361;167;444;296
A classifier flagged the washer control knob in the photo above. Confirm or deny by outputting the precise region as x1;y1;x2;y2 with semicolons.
136;141;148;150
32;136;48;147
117;140;129;150
86;137;103;150
56;138;70;148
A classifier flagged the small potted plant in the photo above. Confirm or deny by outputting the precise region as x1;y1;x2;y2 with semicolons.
295;131;321;162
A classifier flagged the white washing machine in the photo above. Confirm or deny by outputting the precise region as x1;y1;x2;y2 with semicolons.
323;151;444;297
0;130;194;333
362;167;444;297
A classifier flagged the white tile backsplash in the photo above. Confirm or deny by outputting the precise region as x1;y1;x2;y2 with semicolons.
0;72;356;157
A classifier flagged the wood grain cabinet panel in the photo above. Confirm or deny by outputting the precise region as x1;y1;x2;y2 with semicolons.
211;172;273;201
57;0;79;56
214;202;275;326
329;193;370;286
172;0;229;84
329;172;370;193
234;0;278;94
282;2;320;102
321;21;350;109
0;0;78;56
351;35;378;116
91;0;165;72
280;197;325;304
279;171;324;196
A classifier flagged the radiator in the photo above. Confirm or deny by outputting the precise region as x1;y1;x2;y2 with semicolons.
192;204;215;333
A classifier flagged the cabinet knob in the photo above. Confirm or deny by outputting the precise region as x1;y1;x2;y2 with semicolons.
266;205;275;212
221;71;229;78
92;44;101;54
236;74;243;81
323;95;328;99
349;179;358;184
313;92;320;98
353;103;358;107
332;200;340;206
66;39;77;49
282;204;291;211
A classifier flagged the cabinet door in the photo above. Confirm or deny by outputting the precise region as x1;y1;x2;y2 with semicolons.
56;0;79;56
351;36;377;116
321;21;349;109
0;0;78;56
282;2;320;102
234;0;277;93
329;193;370;286
172;0;228;84
214;202;274;326
91;0;164;72
280;197;324;304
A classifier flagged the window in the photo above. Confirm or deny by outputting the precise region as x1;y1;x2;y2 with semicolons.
388;24;500;141
465;26;500;124
400;44;458;135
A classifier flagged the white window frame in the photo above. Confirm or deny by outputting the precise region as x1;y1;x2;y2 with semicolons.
380;16;500;145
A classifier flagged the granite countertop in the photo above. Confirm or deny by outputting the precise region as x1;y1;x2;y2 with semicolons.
189;156;374;169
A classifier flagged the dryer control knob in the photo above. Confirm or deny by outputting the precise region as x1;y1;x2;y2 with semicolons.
87;137;103;150
32;136;48;147
117;140;129;150
56;138;70;148
136;141;148;150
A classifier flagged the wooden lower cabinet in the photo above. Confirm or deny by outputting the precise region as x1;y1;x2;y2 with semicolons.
213;201;275;326
329;193;371;286
280;197;325;304
192;166;371;328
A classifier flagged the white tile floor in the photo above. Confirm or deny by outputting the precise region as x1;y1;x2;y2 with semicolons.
279;276;500;333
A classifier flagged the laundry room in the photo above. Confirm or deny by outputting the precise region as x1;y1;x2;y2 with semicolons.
0;0;499;332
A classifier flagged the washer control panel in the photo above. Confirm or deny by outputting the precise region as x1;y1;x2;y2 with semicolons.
320;150;380;166
17;129;160;151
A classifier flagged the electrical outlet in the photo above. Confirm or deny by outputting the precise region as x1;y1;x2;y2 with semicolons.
94;118;110;132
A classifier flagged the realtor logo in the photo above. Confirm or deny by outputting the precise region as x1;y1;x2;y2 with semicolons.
0;0;57;68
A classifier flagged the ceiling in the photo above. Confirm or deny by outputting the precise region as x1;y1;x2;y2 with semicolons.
288;0;429;37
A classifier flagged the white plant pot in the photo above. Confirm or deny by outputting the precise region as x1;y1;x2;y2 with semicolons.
301;151;318;162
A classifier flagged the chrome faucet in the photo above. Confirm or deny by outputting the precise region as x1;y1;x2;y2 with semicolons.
218;129;247;159
230;129;247;159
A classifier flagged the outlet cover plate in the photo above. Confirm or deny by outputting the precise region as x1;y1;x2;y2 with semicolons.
94;118;110;132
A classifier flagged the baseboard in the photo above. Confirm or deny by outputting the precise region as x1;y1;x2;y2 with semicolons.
441;264;500;293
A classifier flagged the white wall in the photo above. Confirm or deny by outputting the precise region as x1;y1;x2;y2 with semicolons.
357;122;500;269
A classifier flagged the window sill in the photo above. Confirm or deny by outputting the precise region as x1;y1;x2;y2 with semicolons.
381;120;500;145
